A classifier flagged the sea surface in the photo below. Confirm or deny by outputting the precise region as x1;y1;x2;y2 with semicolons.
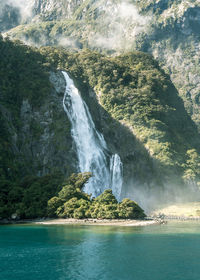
0;221;200;280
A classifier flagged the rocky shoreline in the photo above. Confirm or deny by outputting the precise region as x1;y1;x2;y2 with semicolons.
151;214;200;221
35;218;159;226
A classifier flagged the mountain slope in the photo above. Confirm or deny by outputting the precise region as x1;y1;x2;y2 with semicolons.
1;36;200;217
4;0;200;133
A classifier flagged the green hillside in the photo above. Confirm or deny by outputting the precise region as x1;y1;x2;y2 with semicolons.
4;0;200;132
1;36;200;218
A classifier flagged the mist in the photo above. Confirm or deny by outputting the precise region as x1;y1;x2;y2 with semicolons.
0;0;34;23
123;179;200;215
2;0;151;52
88;1;151;51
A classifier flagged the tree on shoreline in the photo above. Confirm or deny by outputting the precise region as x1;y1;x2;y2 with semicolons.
47;173;146;219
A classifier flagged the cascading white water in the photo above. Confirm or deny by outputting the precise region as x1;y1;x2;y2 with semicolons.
62;71;123;199
110;154;123;201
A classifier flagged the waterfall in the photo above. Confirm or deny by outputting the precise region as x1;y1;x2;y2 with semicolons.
62;71;123;199
110;154;123;201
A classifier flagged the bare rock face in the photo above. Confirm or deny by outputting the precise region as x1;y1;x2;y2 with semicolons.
0;0;83;31
9;71;78;177
33;0;84;21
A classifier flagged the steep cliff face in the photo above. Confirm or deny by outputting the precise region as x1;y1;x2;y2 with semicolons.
0;71;77;179
17;71;78;177
0;37;77;182
33;0;84;21
138;1;200;130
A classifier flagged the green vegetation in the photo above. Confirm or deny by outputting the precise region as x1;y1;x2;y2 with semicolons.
6;0;200;133
183;149;200;185
39;47;200;180
0;35;51;108
0;172;64;219
0;35;54;220
0;34;52;188
47;173;146;219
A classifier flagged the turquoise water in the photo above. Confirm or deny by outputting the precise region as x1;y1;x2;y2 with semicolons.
0;222;200;280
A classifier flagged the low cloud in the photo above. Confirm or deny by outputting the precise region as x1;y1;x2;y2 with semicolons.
1;0;35;22
57;36;79;49
89;1;151;51
1;0;151;52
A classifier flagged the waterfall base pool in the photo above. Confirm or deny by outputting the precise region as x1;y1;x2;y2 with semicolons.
1;221;200;280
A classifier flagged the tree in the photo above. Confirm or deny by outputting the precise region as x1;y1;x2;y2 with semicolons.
89;189;119;219
47;196;63;217
118;198;146;219
61;198;90;219
183;149;200;185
